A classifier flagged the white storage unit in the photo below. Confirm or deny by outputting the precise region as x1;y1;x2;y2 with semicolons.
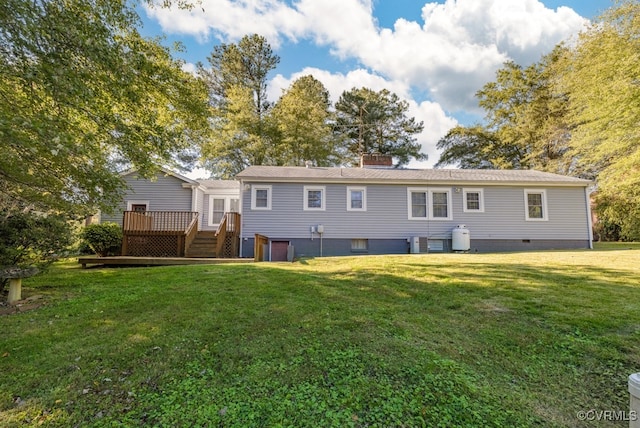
452;225;470;251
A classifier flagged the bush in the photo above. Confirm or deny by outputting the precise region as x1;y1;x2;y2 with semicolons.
0;211;74;291
81;223;123;256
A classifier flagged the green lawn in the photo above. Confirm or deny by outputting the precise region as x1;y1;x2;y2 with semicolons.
1;246;639;427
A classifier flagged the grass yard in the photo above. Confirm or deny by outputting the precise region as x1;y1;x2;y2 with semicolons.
1;245;639;427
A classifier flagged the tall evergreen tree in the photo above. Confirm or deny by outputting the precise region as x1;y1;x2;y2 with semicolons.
198;34;280;178
334;88;426;167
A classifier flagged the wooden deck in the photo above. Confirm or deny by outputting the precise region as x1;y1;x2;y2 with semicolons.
78;256;253;269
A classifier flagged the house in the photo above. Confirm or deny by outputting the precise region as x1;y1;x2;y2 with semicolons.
236;155;593;260
101;169;240;258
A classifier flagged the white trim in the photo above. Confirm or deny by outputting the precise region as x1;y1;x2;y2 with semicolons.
524;189;548;221
207;195;239;227
190;186;198;213
462;188;485;213
126;200;150;211
251;185;272;210
407;187;452;220
347;186;367;211
407;187;428;220
303;185;326;211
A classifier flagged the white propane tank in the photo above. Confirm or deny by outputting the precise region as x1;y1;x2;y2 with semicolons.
452;225;470;252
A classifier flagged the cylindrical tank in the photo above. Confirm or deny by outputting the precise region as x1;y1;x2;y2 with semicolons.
452;224;470;252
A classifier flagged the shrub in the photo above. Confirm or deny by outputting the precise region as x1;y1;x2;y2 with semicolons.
81;223;123;256
0;211;74;290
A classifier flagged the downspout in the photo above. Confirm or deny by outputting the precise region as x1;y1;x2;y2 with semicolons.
585;186;594;249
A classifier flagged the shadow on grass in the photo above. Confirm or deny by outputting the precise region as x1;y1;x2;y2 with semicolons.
1;254;639;427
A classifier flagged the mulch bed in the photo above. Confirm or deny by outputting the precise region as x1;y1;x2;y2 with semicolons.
0;294;46;316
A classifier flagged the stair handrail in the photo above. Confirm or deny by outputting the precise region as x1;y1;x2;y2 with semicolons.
184;215;199;253
215;213;229;257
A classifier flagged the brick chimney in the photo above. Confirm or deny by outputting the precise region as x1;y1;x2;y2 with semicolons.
360;153;393;168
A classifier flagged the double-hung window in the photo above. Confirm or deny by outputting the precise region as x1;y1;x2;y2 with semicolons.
463;188;484;213
407;188;452;220
304;186;326;211
524;189;548;221
251;185;272;210
347;187;366;211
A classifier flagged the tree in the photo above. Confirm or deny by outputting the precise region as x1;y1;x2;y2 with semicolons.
199;34;280;177
435;126;517;169
561;0;640;239
202;85;274;177
437;50;572;172
270;75;339;166
334;88;426;167
0;0;210;216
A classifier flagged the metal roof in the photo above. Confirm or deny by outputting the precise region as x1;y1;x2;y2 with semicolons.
236;166;591;186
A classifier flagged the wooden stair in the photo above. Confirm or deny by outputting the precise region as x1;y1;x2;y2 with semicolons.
185;231;217;258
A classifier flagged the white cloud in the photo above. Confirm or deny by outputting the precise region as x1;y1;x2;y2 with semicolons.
145;0;589;166
144;0;307;47
269;67;411;104
408;100;458;167
146;0;588;112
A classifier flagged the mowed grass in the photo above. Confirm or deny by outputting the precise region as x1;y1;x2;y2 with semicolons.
1;245;639;427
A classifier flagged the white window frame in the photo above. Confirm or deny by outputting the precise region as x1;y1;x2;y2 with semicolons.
208;195;240;227
347;186;367;211
251;185;272;210
303;185;326;211
407;187;452;220
463;188;485;213
524;189;548;221
408;187;428;220
126;200;149;211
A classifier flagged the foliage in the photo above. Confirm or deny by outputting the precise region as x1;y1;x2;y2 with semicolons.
80;223;123;257
436;125;516;169
335;87;427;167
561;0;640;240
436;49;572;173
270;75;341;166
199;34;280;178
1;250;639;426
199;35;428;174
0;0;210;216
435;2;640;238
0;210;73;290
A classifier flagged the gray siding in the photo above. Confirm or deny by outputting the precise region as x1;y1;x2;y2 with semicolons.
241;182;590;249
101;172;193;226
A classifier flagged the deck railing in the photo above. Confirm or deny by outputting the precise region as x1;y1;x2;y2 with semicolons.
254;234;269;262
123;211;199;232
121;211;199;257
215;212;241;258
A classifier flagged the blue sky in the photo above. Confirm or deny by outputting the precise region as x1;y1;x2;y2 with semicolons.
138;0;613;172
